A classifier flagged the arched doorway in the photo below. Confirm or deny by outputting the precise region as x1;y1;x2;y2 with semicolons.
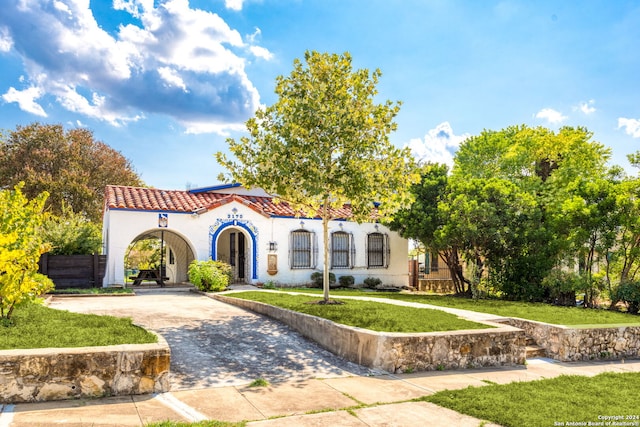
210;221;258;282
126;229;195;285
215;228;248;283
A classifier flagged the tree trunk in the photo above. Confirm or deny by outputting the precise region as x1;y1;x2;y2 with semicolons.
441;246;471;296
322;202;330;303
606;254;620;310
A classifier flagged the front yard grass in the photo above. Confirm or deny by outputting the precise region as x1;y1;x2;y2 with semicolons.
423;371;640;426
279;288;640;326
377;293;640;326
226;291;489;332
0;303;157;350
145;372;640;427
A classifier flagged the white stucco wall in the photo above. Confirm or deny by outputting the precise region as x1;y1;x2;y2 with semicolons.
103;200;408;287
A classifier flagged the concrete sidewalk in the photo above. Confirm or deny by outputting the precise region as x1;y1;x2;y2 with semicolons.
3;358;639;427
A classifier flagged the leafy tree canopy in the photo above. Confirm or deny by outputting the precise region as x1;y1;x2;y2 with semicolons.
217;51;419;301
217;51;418;221
0;122;144;222
452;125;610;197
386;162;448;248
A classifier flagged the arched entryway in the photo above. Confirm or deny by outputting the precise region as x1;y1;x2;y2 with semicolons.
126;229;196;285
210;221;258;282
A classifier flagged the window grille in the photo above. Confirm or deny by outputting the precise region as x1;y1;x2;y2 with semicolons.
331;231;351;268
289;230;316;269
367;232;389;268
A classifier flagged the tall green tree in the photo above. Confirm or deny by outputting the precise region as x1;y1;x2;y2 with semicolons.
614;177;640;284
0;123;144;222
387;163;470;295
217;51;418;302
446;125;611;300
437;177;541;298
558;177;621;307
603;170;640;310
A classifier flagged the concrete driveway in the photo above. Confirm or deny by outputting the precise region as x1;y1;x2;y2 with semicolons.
48;287;373;390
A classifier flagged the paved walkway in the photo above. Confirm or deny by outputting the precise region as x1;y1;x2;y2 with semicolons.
45;287;374;389
1;288;639;426
3;358;639;426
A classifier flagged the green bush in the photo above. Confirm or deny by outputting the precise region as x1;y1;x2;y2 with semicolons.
363;277;382;289
615;281;640;314
310;271;336;288
338;275;355;287
41;203;102;255
541;270;583;307
188;260;231;292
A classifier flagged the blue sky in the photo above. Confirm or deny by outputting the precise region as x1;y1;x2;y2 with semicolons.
1;0;639;189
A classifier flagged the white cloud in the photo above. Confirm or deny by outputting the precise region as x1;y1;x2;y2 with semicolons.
158;67;188;92
0;26;13;52
247;27;262;44
618;118;640;138
183;121;246;136
408;122;470;168
53;0;72;15
250;45;274;60
225;0;244;11
112;0;144;19
2;86;47;117
576;99;596;115
245;27;272;61
535;108;567;124
0;0;263;131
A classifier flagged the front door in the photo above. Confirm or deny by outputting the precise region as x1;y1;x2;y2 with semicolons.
228;231;246;283
237;232;245;280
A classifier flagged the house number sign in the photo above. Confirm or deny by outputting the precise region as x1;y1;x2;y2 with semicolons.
227;207;243;220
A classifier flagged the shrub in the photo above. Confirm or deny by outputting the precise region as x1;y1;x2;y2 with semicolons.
541;270;583;307
363;277;382;289
338;275;355;287
188;260;231;292
261;280;277;289
616;281;640;314
41;203;102;255
0;184;54;321
310;272;336;288
211;260;233;284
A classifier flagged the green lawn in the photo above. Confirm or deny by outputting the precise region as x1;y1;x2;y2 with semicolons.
144;372;640;427
0;302;157;349
225;291;489;332
423;372;640;427
278;288;640;326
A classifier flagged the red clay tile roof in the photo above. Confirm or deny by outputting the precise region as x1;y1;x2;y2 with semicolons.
104;185;354;219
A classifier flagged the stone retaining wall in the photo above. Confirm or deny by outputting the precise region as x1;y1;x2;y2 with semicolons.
505;318;640;362
214;295;526;373
0;334;170;403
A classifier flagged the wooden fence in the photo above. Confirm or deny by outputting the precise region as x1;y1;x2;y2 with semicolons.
38;253;106;289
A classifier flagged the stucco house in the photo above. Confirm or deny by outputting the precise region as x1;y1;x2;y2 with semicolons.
102;183;409;287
